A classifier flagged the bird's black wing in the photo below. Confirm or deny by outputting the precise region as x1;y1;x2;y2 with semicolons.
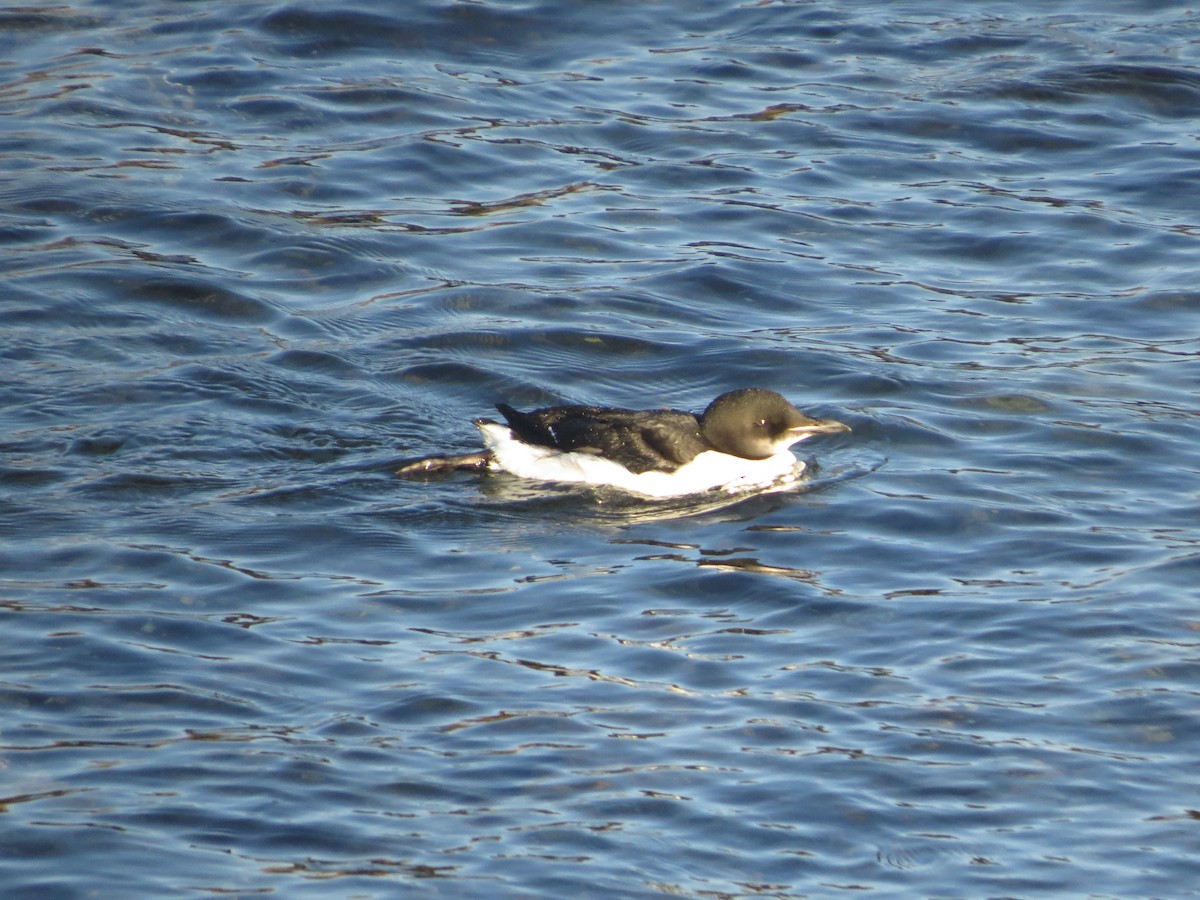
495;404;709;474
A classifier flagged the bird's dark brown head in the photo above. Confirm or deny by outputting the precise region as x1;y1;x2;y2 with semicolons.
700;388;849;459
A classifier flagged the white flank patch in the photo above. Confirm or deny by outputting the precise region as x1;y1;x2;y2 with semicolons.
477;421;806;499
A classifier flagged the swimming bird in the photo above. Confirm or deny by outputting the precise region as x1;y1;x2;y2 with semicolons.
396;388;849;499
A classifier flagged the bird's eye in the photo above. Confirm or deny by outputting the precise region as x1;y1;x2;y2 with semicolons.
757;418;767;428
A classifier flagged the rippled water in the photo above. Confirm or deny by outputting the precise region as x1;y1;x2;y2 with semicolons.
3;1;1200;896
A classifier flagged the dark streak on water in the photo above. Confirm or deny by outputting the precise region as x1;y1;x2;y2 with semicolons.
3;1;1200;897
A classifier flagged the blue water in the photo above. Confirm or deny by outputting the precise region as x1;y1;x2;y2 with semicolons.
3;1;1200;896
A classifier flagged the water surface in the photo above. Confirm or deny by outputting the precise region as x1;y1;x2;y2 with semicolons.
3;1;1200;897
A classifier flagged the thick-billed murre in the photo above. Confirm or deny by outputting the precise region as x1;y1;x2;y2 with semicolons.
396;388;849;499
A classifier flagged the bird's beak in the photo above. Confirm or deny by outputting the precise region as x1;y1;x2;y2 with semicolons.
787;418;851;439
